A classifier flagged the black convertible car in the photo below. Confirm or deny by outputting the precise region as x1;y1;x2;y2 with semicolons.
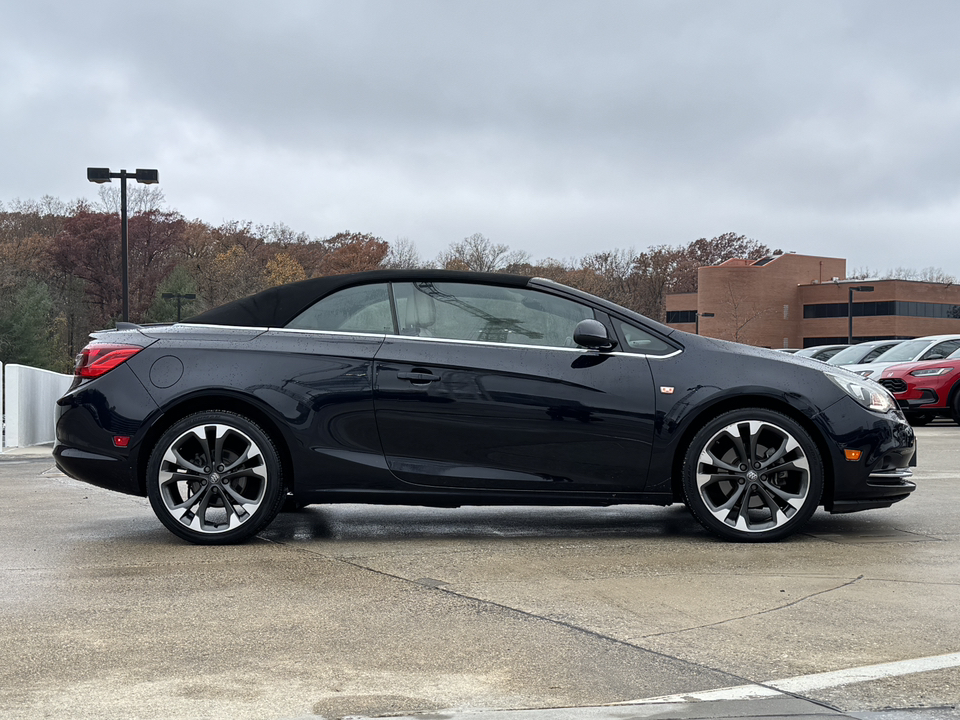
55;270;917;544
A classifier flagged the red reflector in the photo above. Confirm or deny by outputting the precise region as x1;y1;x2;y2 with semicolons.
75;344;143;379
113;436;131;448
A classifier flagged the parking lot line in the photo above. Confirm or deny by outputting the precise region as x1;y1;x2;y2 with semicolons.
768;651;960;693
619;651;960;704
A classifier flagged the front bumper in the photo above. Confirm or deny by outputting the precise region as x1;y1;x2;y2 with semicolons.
819;398;917;513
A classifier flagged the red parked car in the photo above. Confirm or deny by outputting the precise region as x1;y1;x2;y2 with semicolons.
879;348;960;425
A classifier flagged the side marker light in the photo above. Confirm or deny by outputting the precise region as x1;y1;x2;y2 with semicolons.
113;436;131;448
844;449;862;461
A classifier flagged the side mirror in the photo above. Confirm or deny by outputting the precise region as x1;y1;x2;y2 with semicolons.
573;319;617;351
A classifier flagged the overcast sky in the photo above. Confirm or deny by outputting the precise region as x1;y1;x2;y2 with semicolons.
2;1;959;272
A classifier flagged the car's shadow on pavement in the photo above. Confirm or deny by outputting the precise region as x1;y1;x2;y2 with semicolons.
256;503;906;545
260;503;704;543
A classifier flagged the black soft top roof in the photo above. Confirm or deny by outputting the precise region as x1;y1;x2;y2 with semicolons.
184;269;533;328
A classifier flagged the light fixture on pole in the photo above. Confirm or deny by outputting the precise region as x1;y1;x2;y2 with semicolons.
847;285;874;344
86;167;160;323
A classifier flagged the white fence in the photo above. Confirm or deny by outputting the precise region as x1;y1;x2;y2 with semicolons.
1;362;73;450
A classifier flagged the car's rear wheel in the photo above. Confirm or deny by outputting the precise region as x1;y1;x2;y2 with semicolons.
682;409;823;542
146;411;285;545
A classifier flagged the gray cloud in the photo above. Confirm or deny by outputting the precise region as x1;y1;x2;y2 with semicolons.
2;0;959;270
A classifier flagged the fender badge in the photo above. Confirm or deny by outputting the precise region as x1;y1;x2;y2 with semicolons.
660;386;675;394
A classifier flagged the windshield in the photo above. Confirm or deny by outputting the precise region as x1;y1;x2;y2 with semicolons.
873;339;930;363
826;344;871;365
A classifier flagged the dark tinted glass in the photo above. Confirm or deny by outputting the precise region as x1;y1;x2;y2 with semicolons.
286;284;393;333
616;321;675;356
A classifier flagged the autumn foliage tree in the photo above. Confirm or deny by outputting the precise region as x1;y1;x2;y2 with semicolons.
0;193;823;372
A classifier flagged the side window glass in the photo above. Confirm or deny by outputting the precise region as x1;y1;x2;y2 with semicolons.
286;284;393;333
392;282;593;348
862;347;885;362
616;320;675;356
922;340;960;360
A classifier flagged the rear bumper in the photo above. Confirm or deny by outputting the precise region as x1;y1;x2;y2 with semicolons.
54;444;143;496
53;364;158;497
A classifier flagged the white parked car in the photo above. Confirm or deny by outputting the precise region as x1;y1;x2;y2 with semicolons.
845;335;960;379
825;340;905;367
793;344;849;362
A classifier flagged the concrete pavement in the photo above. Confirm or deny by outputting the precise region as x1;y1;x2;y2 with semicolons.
1;426;958;720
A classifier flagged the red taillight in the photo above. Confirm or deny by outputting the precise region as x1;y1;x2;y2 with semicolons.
75;343;143;379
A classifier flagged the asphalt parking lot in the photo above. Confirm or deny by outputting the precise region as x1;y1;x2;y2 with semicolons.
1;423;958;720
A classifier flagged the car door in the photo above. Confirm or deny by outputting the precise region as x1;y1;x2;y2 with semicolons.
372;281;658;492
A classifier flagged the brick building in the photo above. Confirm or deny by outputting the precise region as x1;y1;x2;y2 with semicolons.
665;253;960;348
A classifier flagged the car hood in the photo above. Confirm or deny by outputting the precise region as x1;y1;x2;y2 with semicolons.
880;357;960;378
676;332;856;374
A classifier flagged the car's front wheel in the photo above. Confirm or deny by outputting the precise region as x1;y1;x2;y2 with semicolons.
146;411;285;545
681;409;823;542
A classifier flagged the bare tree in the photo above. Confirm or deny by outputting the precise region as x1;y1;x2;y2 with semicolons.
95;185;167;215
847;266;881;280
382;237;425;269
436;233;529;272
719;280;775;344
885;266;956;284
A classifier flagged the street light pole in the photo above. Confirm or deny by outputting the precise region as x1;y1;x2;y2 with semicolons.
87;167;159;322
848;285;874;344
695;312;714;336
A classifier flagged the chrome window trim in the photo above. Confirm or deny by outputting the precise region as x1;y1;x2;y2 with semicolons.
177;324;683;359
268;326;388;340
611;349;683;360
269;326;682;358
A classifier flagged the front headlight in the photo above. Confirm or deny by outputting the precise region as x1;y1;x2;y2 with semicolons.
910;367;954;377
825;370;897;413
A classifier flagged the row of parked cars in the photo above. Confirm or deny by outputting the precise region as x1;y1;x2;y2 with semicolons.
782;335;960;426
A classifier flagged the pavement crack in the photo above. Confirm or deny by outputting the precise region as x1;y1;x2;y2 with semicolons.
636;574;865;640
302;551;766;692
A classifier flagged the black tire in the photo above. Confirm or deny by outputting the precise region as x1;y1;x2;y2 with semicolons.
146;411;285;545
906;412;933;427
952;390;960;426
682;409;823;542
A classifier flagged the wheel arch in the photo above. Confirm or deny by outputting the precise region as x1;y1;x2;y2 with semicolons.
669;394;835;506
946;377;960;423
136;392;296;497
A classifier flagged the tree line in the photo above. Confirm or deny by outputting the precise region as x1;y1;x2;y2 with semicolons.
2;189;942;372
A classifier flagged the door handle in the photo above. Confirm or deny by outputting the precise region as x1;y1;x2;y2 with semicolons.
397;371;440;384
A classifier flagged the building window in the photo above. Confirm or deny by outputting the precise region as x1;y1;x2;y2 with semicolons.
783;305;789;320
801;301;960;319
666;310;697;324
